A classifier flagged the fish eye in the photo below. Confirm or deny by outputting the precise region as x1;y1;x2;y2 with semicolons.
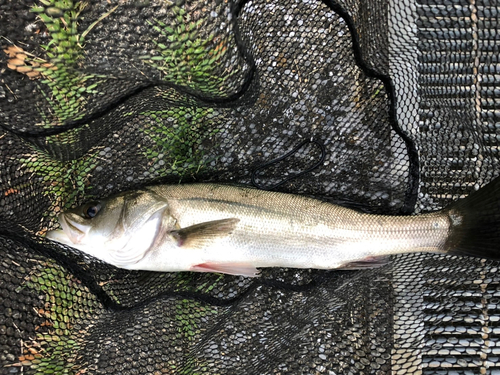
83;202;101;219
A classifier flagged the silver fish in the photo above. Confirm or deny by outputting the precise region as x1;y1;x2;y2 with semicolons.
46;178;500;277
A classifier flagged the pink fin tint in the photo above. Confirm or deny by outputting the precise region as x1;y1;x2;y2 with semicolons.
191;263;260;277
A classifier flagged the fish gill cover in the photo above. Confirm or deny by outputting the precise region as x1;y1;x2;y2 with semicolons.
0;0;499;374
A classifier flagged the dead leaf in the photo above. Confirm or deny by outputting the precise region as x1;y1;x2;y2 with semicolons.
4;188;19;196
3;45;56;79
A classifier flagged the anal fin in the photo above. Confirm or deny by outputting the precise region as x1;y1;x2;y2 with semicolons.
338;256;390;270
191;263;260;277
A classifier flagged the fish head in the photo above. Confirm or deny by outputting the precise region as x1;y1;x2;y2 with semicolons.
47;189;171;267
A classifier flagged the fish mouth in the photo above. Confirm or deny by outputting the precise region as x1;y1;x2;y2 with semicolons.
45;229;72;245
59;213;91;244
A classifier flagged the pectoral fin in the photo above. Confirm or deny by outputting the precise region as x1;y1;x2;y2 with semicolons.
191;262;260;277
171;218;240;248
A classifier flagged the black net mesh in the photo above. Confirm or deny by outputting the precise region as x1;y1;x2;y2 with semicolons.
1;0;500;373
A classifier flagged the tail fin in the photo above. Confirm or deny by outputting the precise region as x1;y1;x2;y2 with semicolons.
444;176;500;260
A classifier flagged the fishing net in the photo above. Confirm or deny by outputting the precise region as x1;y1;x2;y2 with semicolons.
1;0;499;373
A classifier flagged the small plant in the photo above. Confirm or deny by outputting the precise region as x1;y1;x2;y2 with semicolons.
5;0;115;127
21;259;95;374
140;6;232;95
142;106;218;180
3;259;95;373
30;0;93;125
172;281;220;375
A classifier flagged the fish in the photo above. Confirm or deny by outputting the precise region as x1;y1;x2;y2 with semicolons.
45;177;500;277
